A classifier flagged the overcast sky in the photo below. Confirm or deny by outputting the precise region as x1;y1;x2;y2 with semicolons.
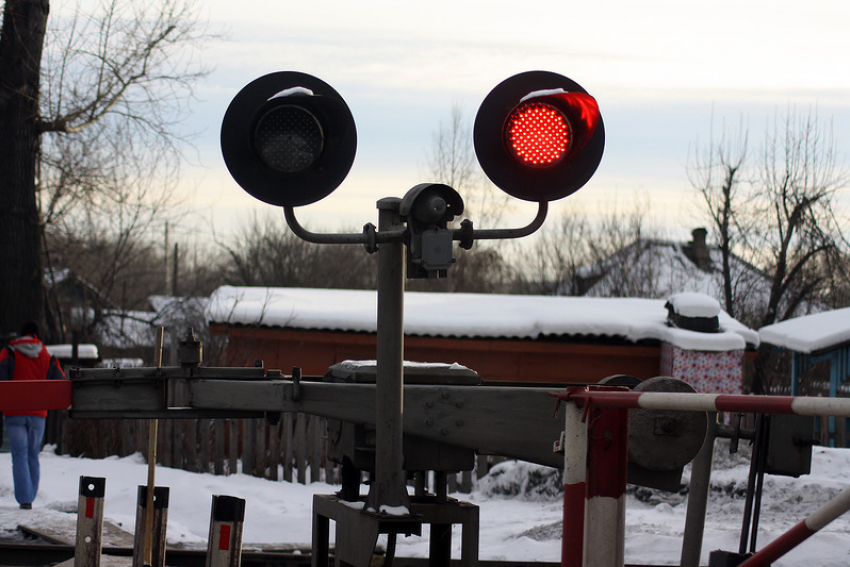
158;0;850;240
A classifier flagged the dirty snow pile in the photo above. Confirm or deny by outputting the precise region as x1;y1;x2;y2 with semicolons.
0;440;849;566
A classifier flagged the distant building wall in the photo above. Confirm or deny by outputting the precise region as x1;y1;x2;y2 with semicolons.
210;324;662;384
660;342;743;394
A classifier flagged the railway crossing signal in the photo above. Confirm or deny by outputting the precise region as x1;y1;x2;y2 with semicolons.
215;70;607;566
473;70;605;202
220;71;357;208
221;70;603;210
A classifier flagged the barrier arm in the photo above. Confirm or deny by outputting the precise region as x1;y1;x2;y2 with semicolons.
0;380;72;412
551;388;850;567
555;389;850;418
738;485;850;567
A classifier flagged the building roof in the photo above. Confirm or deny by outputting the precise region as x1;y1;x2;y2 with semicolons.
759;306;850;354
578;235;763;299
207;286;759;352
46;344;99;360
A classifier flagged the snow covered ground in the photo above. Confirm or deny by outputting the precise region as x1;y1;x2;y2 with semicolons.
0;440;849;566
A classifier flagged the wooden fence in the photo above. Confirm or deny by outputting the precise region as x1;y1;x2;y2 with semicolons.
48;412;487;491
52;413;339;484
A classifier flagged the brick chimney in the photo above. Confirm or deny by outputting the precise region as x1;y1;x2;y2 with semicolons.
690;228;711;271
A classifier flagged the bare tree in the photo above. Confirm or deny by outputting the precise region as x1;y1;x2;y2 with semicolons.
0;0;211;341
418;104;514;292
512;196;662;298
687;116;752;317
427;103;511;226
218;213;377;290
690;109;849;327
752;110;848;324
512;208;590;295
689;109;850;393
583;199;664;298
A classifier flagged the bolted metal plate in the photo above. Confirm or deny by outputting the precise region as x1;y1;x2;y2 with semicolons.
628;376;708;472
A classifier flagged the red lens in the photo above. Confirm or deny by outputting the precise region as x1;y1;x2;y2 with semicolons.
504;102;571;167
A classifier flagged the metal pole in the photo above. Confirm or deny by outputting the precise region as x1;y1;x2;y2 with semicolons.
144;327;164;566
206;495;246;567
366;197;411;513
133;486;170;567
680;412;718;567
75;476;106;567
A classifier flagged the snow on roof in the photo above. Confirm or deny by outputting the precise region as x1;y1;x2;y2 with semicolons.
666;292;721;318
759;306;850;354
46;344;99;360
207;286;758;351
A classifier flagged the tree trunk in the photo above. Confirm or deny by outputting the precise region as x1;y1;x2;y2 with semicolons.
0;0;49;339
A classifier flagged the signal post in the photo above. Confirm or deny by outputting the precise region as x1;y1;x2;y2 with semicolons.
218;69;605;567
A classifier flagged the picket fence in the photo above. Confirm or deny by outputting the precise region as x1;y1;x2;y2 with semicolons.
51;413;338;484
48;412;480;491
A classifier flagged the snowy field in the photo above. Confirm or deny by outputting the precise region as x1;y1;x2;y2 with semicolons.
0;440;849;566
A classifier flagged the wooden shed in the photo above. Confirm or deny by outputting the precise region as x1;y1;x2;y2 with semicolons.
207;287;757;388
760;307;850;445
760;307;850;398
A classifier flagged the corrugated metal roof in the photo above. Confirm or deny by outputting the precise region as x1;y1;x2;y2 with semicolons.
207;286;758;351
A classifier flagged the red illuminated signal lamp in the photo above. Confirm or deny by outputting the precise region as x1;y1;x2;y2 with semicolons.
221;72;357;208
474;71;605;202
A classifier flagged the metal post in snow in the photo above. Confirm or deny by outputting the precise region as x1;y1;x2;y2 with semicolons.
206;495;246;567
75;476;106;567
132;485;170;567
561;388;588;567
680;412;718;567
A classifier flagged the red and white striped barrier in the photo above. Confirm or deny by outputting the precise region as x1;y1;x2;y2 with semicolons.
554;389;850;417
737;484;850;567
554;386;850;567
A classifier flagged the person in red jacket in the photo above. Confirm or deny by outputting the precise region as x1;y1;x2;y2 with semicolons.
0;321;66;509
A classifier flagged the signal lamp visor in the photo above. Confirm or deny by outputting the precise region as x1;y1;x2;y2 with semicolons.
504;102;571;167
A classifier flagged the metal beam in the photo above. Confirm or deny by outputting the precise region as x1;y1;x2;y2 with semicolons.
70;372;565;469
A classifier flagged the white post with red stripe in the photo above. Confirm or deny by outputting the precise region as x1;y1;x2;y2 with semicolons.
133;485;170;567
584;401;628;567
560;386;629;567
561;387;588;567
75;476;106;567
737;484;850;567
206;495;246;567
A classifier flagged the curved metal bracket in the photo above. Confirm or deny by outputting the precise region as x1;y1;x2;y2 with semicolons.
284;207;406;246
455;201;548;242
285;200;547;249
